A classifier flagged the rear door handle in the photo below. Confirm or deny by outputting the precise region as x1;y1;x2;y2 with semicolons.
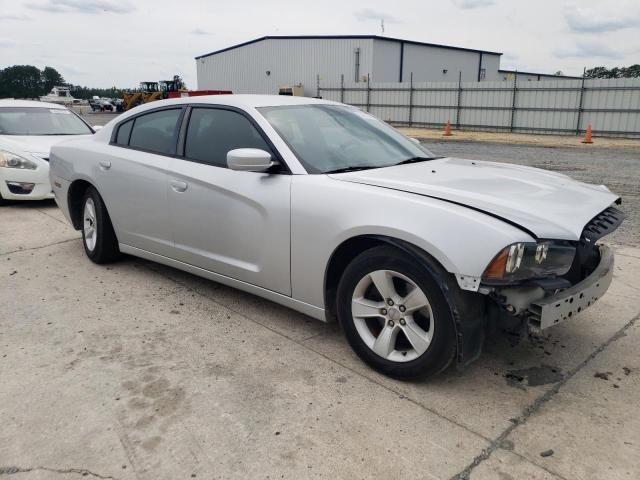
170;180;188;193
99;160;111;170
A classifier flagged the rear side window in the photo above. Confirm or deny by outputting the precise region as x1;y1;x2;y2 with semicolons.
115;119;133;145
128;109;182;155
184;108;272;168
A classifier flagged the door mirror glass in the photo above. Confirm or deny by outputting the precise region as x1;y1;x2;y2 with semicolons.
227;148;276;172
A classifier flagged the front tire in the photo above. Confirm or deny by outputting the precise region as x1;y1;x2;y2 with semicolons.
81;186;120;263
336;246;457;379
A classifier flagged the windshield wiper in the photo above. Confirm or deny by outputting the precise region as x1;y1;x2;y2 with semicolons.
324;165;380;174
392;156;442;166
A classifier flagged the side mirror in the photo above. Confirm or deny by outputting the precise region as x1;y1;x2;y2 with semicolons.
409;137;421;145
93;125;103;131
227;148;277;172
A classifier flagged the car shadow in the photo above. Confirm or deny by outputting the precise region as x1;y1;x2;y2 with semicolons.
3;199;58;209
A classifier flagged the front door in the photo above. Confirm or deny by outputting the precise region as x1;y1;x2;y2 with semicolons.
167;107;291;295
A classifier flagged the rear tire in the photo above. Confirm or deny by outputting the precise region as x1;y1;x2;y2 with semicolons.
81;186;120;263
336;246;457;379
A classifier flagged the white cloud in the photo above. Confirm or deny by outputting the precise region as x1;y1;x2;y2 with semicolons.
0;14;30;20
555;42;625;59
451;0;494;9
565;8;640;33
26;0;135;14
353;8;403;24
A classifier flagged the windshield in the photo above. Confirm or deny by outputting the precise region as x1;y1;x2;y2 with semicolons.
0;107;93;135
258;104;436;173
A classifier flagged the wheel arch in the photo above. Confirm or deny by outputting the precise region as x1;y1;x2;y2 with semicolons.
323;234;487;367
323;235;450;322
67;179;105;230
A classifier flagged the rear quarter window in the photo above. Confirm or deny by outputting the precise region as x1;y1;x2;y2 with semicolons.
127;108;182;155
115;119;133;145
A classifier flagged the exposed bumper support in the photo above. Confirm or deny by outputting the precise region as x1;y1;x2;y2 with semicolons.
527;245;614;332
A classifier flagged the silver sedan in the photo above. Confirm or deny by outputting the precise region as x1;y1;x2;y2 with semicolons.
49;95;623;378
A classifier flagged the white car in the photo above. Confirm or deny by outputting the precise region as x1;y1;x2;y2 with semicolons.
49;95;623;378
0;100;94;204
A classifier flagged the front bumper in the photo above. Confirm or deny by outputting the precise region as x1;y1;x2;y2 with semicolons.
0;164;53;201
527;245;614;332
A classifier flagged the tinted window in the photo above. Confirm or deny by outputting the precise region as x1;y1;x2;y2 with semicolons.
185;108;272;167
115;119;133;145
129;109;182;155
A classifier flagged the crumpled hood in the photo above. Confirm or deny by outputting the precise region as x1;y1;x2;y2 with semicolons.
329;157;620;240
0;135;84;158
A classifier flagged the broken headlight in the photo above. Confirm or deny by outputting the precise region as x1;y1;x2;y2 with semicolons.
482;241;575;283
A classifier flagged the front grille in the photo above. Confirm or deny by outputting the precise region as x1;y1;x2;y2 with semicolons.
581;206;624;244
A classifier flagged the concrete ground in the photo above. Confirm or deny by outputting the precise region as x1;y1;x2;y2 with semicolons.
1;141;639;480
398;127;640;150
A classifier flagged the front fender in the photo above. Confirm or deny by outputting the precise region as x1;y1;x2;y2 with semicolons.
290;175;534;309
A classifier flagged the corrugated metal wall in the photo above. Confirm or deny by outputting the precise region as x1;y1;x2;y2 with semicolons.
197;38;375;96
197;38;504;95
319;76;640;137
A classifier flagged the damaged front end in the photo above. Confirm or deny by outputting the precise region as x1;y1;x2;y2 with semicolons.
482;206;624;339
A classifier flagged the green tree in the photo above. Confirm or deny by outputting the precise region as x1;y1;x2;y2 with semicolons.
585;65;640;79
41;66;65;93
68;85;124;100
621;64;640;78
0;65;43;98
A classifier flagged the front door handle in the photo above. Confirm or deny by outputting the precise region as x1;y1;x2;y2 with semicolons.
170;180;188;193
99;160;111;170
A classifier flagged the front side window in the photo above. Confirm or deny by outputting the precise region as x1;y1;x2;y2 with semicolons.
128;108;182;155
0;107;92;135
258;105;436;174
184;108;273;168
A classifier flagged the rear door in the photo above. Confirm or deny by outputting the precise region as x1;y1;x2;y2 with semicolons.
96;107;184;257
167;106;291;295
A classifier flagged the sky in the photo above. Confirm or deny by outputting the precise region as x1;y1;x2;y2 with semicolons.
0;0;638;88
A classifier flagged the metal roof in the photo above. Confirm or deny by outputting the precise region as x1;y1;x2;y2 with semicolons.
498;69;583;79
195;35;503;60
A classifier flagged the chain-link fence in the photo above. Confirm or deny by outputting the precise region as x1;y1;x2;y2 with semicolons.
317;73;640;138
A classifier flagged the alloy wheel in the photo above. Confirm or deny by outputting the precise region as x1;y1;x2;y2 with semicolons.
351;269;434;362
83;197;97;251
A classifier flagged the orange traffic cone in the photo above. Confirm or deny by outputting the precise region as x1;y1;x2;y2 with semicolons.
582;123;593;144
443;120;453;137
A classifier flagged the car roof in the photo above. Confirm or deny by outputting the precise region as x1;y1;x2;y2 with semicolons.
0;99;68;109
203;94;338;108
123;94;339;117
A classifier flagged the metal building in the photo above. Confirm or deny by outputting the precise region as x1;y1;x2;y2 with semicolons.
498;69;582;82
195;35;503;96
